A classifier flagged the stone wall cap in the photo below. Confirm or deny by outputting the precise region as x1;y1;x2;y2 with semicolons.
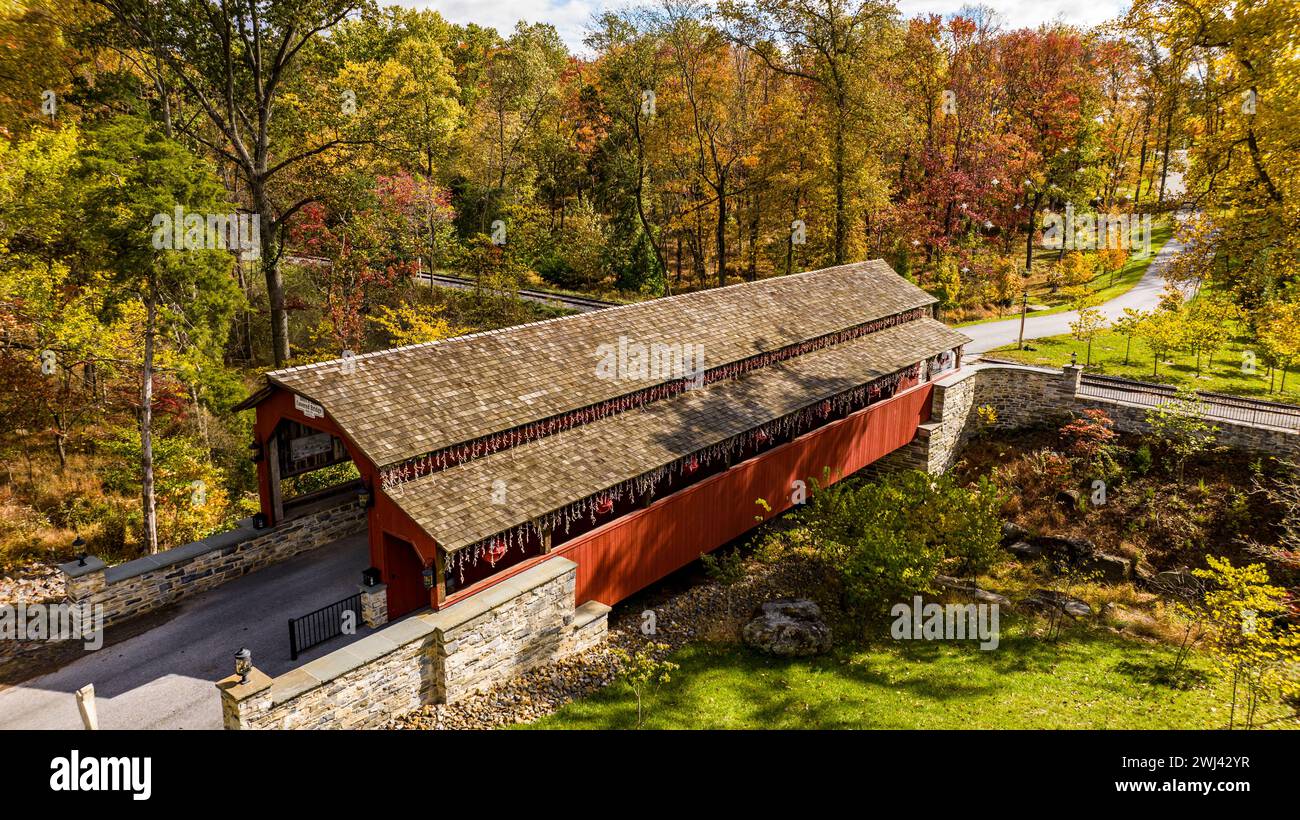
933;366;980;386
59;555;107;578
339;632;401;666
269;668;322;704
968;360;1059;376
217;668;273;699
572;600;611;630
376;615;437;647
104;554;167;584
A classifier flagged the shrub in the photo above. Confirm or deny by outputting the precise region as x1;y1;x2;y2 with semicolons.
801;471;1004;616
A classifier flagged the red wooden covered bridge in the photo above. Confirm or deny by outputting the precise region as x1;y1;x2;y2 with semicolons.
236;261;971;619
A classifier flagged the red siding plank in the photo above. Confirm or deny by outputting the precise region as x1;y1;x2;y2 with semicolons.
553;383;933;605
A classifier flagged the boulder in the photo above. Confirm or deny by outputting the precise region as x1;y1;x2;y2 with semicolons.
1055;488;1082;509
1005;541;1043;561
1022;589;1093;619
933;575;1013;608
1000;521;1029;545
1028;535;1097;564
742;599;832;657
1149;567;1203;600
1082;552;1133;583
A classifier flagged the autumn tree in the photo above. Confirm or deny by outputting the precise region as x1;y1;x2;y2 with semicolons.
89;0;367;367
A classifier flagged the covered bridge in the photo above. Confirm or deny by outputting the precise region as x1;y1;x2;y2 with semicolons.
236;261;971;619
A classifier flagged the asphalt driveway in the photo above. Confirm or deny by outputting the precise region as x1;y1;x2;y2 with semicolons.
0;533;373;730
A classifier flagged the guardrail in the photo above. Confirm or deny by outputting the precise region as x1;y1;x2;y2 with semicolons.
1078;373;1300;431
289;592;362;660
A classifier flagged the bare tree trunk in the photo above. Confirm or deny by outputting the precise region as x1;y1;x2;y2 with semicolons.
253;183;289;365
141;283;159;555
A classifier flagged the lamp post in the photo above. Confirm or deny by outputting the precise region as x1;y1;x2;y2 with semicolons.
234;648;252;684
1018;290;1030;350
73;535;87;566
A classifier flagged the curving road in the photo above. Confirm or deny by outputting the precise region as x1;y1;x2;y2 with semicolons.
963;151;1189;355
962;215;1188;354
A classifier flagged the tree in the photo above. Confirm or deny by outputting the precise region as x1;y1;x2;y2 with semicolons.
1257;300;1300;393
1066;288;1105;366
1113;307;1146;366
1098;245;1128;288
719;0;896;265
1136;306;1184;376
91;0;366;367
1183;300;1231;374
1193;556;1300;729
610;641;679;729
288;188;418;353
1143;387;1217;481
587;8;672;294
77;116;241;553
802;471;1002;616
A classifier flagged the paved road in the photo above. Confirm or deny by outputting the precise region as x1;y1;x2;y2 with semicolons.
415;271;616;313
964;150;1189;354
283;255;617;314
962;212;1189;354
0;535;372;730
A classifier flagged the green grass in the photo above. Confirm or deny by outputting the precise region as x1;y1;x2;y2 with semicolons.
955;220;1174;328
527;624;1296;730
987;322;1300;403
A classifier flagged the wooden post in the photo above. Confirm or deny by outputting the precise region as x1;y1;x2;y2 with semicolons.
75;684;98;730
267;431;284;523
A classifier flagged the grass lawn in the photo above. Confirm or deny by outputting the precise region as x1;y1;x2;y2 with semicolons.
528;624;1296;730
986;322;1300;403
955;220;1174;328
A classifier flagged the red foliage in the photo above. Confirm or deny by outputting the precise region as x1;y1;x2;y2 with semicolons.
1058;408;1118;461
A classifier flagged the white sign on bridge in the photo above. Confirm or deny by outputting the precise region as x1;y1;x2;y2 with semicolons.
294;395;324;419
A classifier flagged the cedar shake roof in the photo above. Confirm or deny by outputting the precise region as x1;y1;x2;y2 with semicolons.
261;260;939;468
386;317;969;552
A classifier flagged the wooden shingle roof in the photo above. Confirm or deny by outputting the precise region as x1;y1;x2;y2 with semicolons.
386;317;969;552
261;261;938;468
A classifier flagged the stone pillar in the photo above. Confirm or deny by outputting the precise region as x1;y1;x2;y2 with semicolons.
359;583;388;629
58;556;107;605
1059;363;1083;399
216;667;273;730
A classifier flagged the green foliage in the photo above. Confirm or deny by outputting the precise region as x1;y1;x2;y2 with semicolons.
800;471;1004;614
1192;557;1300;729
100;428;233;549
700;547;747;587
1143;387;1219;480
610;641;680;729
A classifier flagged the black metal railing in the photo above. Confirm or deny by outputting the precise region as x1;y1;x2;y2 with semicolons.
1078;373;1300;430
289;592;361;660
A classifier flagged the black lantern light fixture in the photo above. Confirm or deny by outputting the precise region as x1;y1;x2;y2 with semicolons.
1071;351;1078;367
73;536;87;566
422;564;436;591
357;483;372;509
248;440;263;463
234;647;252;684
